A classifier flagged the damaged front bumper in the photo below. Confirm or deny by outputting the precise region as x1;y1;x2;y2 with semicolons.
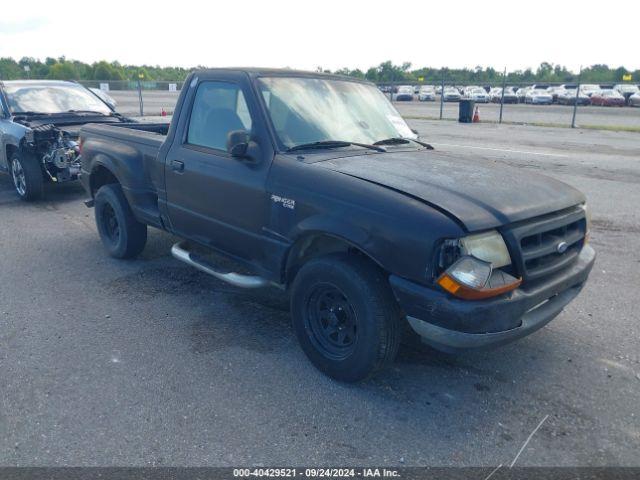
390;245;596;353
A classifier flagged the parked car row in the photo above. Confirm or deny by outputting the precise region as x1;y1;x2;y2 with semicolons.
488;87;518;104
383;83;640;107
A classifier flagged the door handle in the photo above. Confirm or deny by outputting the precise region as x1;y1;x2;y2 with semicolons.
171;160;185;172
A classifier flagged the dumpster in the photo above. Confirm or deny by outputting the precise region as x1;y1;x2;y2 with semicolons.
459;99;475;123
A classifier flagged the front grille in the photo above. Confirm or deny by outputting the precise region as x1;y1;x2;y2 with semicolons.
502;206;587;282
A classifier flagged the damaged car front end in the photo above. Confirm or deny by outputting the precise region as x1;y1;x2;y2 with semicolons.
0;80;130;200
22;122;82;183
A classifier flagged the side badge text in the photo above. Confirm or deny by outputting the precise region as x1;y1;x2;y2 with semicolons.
270;194;296;210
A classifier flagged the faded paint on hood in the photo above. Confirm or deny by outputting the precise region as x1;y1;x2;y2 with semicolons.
313;149;585;231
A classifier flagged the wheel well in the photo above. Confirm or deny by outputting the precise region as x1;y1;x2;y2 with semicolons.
285;234;384;285
90;165;119;196
6;144;18;161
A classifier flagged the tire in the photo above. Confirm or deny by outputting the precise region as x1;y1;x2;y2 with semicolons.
290;253;402;382
94;183;147;259
9;152;43;201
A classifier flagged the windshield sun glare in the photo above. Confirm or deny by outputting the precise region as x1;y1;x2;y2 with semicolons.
4;83;112;115
257;77;417;150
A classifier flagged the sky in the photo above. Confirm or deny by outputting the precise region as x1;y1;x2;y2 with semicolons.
0;0;637;73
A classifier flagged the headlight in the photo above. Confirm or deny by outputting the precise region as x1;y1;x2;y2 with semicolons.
437;231;521;300
438;256;521;300
445;256;493;289
459;230;511;268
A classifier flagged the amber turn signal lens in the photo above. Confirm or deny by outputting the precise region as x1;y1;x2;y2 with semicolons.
437;272;522;300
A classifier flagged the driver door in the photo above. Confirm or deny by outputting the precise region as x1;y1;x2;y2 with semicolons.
164;77;271;262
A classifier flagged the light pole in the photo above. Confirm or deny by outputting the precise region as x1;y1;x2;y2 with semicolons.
499;67;507;124
571;66;582;129
439;69;445;120
137;73;144;117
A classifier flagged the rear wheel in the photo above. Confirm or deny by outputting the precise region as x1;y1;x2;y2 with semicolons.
94;183;147;259
10;153;43;201
290;254;402;382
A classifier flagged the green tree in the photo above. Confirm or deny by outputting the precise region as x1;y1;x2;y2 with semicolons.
92;61;124;80
47;62;78;80
0;58;22;79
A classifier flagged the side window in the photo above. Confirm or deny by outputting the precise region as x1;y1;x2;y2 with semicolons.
187;81;253;151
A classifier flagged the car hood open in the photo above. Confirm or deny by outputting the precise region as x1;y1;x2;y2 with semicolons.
314;149;585;231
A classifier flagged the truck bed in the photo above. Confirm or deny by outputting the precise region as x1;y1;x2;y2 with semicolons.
108;122;170;135
82;122;169;148
80;122;171;229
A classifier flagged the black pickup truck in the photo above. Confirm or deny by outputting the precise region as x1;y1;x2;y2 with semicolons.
79;68;595;381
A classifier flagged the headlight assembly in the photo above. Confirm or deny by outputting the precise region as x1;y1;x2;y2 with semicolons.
459;230;511;268
437;230;521;300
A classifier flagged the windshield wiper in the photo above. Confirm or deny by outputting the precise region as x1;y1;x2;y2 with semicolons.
13;110;111;117
65;110;108;115
287;140;386;153
12;111;49;116
374;137;434;149
373;137;410;145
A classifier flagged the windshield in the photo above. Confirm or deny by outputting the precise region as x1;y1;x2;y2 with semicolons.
257;76;417;150
4;82;112;115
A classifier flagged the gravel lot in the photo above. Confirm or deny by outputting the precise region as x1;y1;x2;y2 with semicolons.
107;90;640;129
0;120;639;467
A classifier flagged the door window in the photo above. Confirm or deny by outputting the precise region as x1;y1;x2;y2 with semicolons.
187;82;253;152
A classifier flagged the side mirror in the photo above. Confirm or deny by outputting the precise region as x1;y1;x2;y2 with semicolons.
226;129;250;158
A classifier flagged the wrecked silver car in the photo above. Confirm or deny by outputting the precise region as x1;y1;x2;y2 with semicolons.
0;80;130;200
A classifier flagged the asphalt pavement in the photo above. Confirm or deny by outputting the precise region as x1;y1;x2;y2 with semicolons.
0;120;639;466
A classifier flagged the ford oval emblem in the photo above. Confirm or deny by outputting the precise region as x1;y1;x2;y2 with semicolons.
556;241;568;254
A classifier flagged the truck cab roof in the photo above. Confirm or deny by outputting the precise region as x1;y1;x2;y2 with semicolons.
190;67;371;84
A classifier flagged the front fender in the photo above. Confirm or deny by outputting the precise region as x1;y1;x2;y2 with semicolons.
294;214;391;262
282;214;397;283
0;119;28;169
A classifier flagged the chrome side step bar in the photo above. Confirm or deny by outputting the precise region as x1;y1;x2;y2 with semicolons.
171;241;270;289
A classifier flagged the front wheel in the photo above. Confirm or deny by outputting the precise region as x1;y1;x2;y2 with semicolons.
10;153;43;201
94;183;147;259
290;254;402;382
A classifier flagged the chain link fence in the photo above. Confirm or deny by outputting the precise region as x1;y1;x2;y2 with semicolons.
378;79;640;130
78;80;186;91
81;78;640;130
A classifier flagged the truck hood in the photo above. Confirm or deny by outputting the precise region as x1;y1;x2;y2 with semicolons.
315;149;585;231
14;115;123;129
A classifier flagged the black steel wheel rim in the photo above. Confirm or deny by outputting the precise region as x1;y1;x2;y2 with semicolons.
305;283;358;360
101;203;120;244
